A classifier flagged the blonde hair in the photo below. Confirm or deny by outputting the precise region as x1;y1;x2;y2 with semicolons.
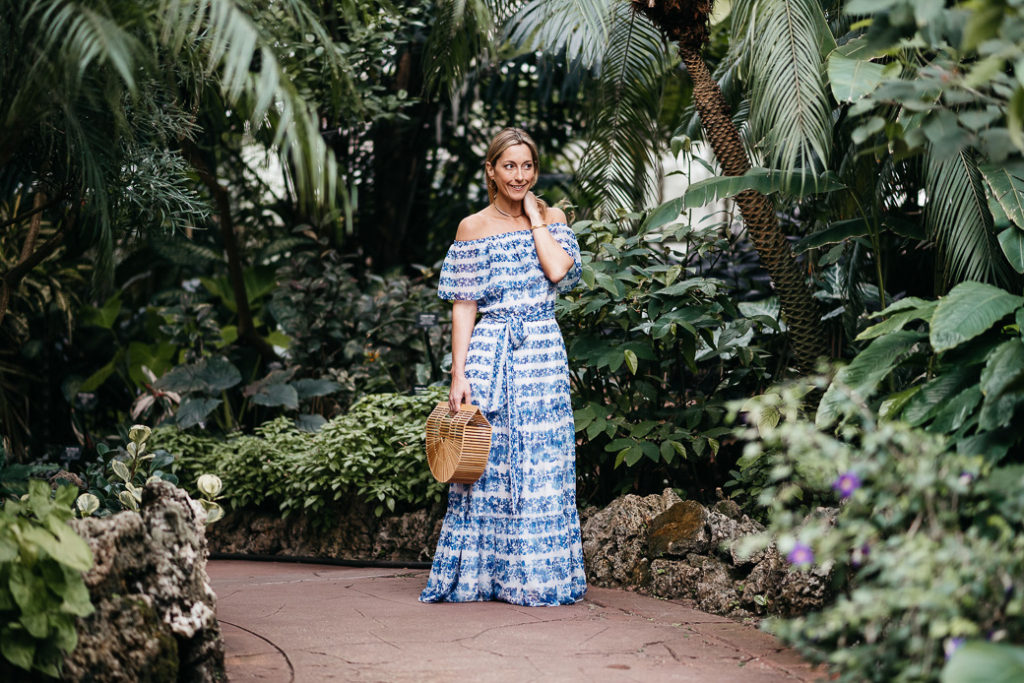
485;127;547;214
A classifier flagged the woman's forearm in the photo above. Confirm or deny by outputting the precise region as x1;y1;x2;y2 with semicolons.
531;226;573;282
450;300;478;377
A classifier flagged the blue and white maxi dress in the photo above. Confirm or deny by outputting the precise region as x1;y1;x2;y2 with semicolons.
419;222;588;606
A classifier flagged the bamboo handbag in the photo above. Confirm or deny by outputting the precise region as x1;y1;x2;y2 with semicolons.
425;402;492;484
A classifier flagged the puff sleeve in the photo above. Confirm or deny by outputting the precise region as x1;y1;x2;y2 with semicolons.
550;222;582;294
437;240;491;302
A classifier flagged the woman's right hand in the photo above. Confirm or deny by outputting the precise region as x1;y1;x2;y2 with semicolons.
449;375;472;413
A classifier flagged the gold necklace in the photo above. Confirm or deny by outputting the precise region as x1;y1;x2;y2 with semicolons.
493;204;523;219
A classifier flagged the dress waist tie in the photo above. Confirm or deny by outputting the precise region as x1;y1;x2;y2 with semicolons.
480;302;556;513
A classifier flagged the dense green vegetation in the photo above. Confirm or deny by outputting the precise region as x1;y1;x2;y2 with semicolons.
0;482;94;677
2;0;1024;680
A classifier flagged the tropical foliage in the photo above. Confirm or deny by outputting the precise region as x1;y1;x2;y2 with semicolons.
153;389;448;527
3;1;1024;678
736;384;1024;682
817;280;1024;462
0;481;94;677
563;198;776;501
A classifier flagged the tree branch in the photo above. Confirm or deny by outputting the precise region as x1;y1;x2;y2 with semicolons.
181;139;279;364
0;221;67;325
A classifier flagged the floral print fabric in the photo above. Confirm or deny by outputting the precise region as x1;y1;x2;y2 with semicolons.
420;223;587;606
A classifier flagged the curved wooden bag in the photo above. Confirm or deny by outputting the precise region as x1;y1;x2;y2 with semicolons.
425;402;492;484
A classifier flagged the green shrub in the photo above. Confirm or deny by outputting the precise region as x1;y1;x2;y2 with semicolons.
563;203;774;502
735;382;1024;682
817;281;1024;462
1;481;94;678
154;388;448;525
80;425;180;516
268;249;449;406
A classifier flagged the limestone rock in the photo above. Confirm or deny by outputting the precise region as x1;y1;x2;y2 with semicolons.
772;559;834;617
650;556;741;616
582;488;682;588
64;479;224;682
646;499;764;565
647;500;710;557
372;507;444;562
206;501;445;563
583;492;834;621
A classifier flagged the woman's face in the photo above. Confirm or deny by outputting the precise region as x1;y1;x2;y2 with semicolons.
487;144;535;204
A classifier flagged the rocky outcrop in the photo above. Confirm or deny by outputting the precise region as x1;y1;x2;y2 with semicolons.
64;479;224;682
582;489;682;588
583;488;835;620
207;501;445;563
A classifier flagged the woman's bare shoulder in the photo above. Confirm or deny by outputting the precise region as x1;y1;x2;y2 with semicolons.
455;211;492;241
544;206;568;225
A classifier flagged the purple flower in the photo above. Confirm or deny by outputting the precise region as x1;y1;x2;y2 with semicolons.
944;637;965;660
787;542;814;566
832;472;862;499
851;543;870;568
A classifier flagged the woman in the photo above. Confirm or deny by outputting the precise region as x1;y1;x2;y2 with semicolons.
419;127;587;606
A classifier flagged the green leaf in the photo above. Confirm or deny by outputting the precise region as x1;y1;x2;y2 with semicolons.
9;563;46;614
175;397;222;429
51;612;78;651
979;340;1024;430
979;161;1024;229
878;385;922;420
60;569;95;617
46;521;94;572
827;53;886;102
929;384;983;434
156;357;241;394
817;331;925;427
997;227;1024;274
264;330;291;349
293;378;342;400
20;610;48;639
640;197;683;232
795;218;871;253
930;282;1022;353
659;440;676;464
0;631;35;671
81;293;122;329
901;366;974;427
249;383;299;410
924;149;1012;287
110;459;131;483
857;301;938;341
78;349;125;393
118;490;139;511
623;349;638;375
942;642;1024;683
742;0;836;176
295;414;327;433
684;167;845;207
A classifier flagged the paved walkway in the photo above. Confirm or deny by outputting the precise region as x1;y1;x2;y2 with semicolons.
209;560;821;682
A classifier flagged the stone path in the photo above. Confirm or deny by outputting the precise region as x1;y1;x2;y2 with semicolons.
208;560;822;682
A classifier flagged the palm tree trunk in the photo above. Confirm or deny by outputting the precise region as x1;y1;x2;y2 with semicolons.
679;48;827;371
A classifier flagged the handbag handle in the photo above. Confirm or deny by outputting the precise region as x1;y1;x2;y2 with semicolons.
440;403;476;440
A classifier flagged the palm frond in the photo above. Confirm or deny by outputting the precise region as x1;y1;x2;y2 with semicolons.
422;0;516;98
507;0;618;70
733;0;835;179
924;147;1015;290
154;0;349;210
25;0;144;90
576;5;673;211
